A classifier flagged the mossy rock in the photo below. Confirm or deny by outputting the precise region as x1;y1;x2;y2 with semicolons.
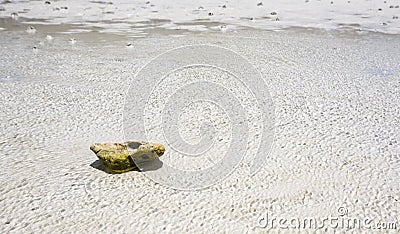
90;141;165;173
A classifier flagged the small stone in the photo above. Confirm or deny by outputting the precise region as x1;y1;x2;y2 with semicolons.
45;1;51;4
220;25;227;32
270;11;277;15
208;12;213;16
69;38;76;45
90;141;165;172
257;2;263;6
11;12;19;20
26;26;36;34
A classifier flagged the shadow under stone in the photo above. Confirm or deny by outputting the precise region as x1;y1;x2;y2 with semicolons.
135;157;163;172
90;158;163;174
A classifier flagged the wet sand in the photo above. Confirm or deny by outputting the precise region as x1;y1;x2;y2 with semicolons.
0;0;400;34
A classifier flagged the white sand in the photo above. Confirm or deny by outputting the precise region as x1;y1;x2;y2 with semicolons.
0;26;399;232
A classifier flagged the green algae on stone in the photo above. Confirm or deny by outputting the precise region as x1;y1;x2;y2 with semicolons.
90;141;165;173
151;143;165;158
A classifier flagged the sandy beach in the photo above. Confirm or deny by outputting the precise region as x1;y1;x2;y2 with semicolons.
1;0;400;233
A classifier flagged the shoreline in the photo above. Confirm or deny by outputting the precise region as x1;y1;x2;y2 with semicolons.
1;16;400;49
2;16;400;37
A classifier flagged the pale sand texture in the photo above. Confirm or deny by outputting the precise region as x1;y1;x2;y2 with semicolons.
0;27;400;232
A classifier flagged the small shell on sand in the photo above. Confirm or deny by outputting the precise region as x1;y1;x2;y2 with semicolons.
11;12;19;20
46;35;53;41
26;26;36;34
69;38;76;45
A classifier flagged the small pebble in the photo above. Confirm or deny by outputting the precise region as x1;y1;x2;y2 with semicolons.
26;26;36;34
270;11;277;15
11;12;19;20
257;2;263;6
220;25;227;32
45;1;51;4
208;12;213;16
46;35;53;41
69;38;76;45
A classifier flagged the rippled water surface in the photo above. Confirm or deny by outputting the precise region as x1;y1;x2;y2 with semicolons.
1;1;400;233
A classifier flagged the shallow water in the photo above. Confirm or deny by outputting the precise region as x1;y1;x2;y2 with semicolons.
0;26;399;232
1;1;400;233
